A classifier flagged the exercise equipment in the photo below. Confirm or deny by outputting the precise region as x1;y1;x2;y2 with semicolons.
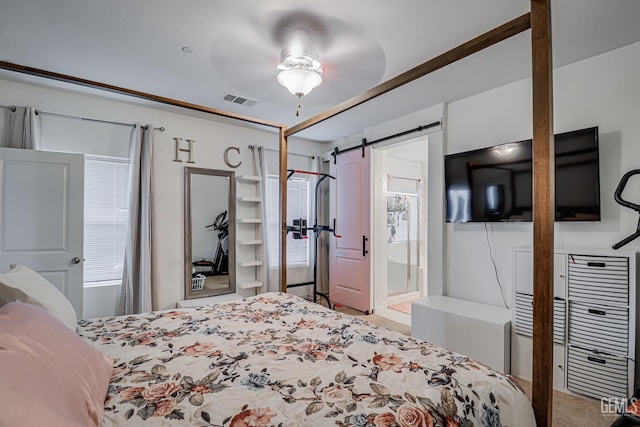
613;169;640;249
193;210;229;275
208;210;229;275
285;169;341;308
287;218;308;240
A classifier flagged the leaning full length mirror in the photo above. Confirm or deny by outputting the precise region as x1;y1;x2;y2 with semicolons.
184;167;235;299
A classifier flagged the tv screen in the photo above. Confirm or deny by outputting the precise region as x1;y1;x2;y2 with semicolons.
445;126;600;223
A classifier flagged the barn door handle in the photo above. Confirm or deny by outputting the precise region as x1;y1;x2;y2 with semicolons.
362;236;369;257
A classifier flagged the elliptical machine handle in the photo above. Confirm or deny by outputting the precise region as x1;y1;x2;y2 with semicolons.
612;169;640;250
614;169;640;211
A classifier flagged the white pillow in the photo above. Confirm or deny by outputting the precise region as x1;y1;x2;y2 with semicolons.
0;265;78;330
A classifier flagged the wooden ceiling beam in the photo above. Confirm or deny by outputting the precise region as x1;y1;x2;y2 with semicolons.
0;60;285;130
285;12;531;138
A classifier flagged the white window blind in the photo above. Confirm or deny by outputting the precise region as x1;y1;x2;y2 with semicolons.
84;156;130;285
267;175;309;267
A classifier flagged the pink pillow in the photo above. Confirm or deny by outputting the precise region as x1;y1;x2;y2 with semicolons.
0;302;113;427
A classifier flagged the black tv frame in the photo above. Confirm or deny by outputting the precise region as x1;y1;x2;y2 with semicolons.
444;126;600;223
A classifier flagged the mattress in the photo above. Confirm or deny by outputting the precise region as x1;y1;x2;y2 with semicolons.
78;292;536;426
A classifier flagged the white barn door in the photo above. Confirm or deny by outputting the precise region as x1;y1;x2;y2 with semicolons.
0;147;84;317
330;147;372;313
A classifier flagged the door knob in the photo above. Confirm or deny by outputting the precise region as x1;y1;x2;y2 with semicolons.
71;257;81;264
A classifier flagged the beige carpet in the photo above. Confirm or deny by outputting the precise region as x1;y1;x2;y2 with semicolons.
332;302;614;427
333;304;411;336
515;378;614;427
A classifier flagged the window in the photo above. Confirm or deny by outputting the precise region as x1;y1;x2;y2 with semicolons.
83;156;130;285
267;175;310;267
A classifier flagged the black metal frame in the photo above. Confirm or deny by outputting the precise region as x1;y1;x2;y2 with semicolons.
613;169;640;249
285;169;339;308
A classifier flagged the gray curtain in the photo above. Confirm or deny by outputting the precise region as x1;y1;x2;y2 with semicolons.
121;124;154;314
252;146;273;292
2;106;41;149
313;157;330;294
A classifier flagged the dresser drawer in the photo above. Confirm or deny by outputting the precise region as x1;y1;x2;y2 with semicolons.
568;254;629;305
514;292;566;344
567;346;629;400
568;301;629;356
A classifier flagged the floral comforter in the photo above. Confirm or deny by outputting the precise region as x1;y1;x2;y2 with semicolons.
78;293;536;427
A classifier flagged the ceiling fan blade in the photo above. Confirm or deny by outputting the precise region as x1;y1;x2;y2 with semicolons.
209;8;387;107
209;28;283;98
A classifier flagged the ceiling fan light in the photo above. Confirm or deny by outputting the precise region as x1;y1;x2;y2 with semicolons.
277;68;323;97
276;53;323;97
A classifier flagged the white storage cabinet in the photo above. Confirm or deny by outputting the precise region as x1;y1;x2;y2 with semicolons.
512;247;638;400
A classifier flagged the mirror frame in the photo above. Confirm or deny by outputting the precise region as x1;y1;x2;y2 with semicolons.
184;167;236;299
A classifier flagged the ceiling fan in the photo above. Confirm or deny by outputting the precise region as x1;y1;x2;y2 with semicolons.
209;9;387;109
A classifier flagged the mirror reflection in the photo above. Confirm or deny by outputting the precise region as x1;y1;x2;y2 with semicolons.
184;167;235;299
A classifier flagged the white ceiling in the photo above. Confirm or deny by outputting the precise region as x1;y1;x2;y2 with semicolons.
1;1;640;142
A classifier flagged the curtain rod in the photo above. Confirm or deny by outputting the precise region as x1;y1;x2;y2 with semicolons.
248;144;315;159
34;109;165;131
0;105;16;112
389;175;422;182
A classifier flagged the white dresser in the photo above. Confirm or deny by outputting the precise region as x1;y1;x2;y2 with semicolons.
512;247;638;400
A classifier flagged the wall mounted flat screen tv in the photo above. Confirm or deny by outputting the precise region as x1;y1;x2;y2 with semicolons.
445;127;600;223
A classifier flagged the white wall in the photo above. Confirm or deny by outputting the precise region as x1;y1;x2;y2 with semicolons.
0;78;327;313
82;282;121;319
445;41;640;307
39;114;131;158
386;157;424;191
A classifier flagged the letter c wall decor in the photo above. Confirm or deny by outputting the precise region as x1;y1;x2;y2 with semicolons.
224;146;242;168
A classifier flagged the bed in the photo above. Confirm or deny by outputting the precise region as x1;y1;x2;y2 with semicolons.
75;292;535;426
1;5;557;422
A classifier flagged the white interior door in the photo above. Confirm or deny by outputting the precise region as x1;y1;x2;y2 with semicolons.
330;147;371;313
0;147;84;318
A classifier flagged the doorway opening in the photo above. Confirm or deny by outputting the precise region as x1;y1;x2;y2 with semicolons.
386;191;420;296
372;136;428;322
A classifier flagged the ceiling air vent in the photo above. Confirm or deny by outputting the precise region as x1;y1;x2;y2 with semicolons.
222;94;257;107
